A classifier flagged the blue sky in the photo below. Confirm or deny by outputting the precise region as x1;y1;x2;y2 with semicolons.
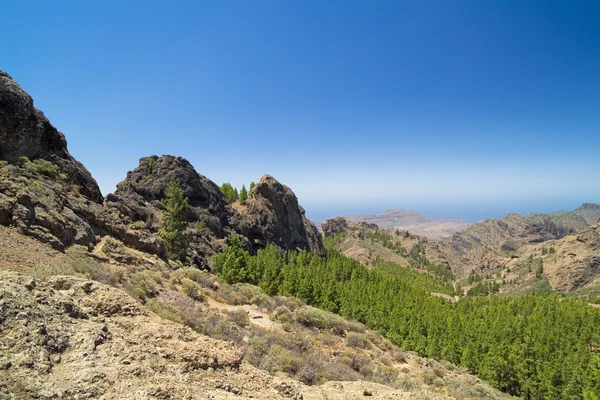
3;0;599;222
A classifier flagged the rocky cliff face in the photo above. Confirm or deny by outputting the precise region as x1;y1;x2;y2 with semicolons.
0;72;324;265
0;71;102;202
429;207;600;276
238;175;325;256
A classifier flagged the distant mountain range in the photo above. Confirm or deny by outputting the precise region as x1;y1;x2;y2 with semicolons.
427;202;600;277
346;209;471;240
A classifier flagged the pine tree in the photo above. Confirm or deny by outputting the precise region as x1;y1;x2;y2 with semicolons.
249;181;256;192
220;182;239;203
159;175;189;260
239;184;248;203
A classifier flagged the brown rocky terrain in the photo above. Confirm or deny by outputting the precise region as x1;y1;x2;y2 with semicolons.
425;205;600;277
346;209;470;240
0;226;511;400
0;71;516;399
499;218;600;292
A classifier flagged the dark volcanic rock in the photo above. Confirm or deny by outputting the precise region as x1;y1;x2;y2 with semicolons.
1;71;325;263
0;71;102;202
322;217;349;237
115;156;227;212
240;175;325;256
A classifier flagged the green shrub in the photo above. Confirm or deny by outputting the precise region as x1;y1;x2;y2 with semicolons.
20;157;61;178
130;271;159;301
129;220;146;230
181;277;204;301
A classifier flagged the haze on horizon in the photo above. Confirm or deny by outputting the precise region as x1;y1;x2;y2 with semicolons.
3;1;599;223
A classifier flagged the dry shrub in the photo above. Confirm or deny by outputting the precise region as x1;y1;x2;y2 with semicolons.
297;352;326;385
272;305;293;323
322;360;362;381
379;355;393;366
197;314;245;344
233;283;271;307
391;349;407;363
160;290;203;329
348;352;372;374
316;332;341;347
171;267;216;288
226;309;250;327
432;366;445;378
145;298;182;324
345;332;371;349
246;336;270;367
105;265;127;286
377;338;395;351
264;344;305;375
421;373;437;385
372;365;399;386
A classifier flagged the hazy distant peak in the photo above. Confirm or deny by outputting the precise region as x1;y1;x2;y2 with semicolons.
346;208;470;240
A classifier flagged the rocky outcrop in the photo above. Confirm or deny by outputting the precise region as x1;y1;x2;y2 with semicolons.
537;220;600;291
0;72;325;264
322;217;349;237
239;175;325;256
0;71;102;202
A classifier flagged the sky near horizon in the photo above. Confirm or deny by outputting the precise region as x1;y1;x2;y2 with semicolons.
2;0;599;222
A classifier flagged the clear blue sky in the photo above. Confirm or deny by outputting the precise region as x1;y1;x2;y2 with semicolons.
3;0;599;222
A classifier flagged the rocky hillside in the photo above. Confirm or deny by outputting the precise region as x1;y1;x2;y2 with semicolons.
498;218;600;292
0;225;512;400
0;69;509;400
428;204;600;277
346;209;470;240
0;71;101;202
0;70;323;269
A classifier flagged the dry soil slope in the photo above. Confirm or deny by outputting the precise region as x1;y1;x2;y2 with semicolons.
430;204;600;277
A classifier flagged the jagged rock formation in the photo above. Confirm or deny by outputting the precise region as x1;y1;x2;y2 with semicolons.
0;71;102;202
321;216;349;238
0;72;324;266
237;175;325;256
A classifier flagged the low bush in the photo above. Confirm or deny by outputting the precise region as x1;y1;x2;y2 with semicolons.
130;271;159;301
19;156;61;178
145;298;182;324
181;277;204;301
226;309;250;327
345;332;371;349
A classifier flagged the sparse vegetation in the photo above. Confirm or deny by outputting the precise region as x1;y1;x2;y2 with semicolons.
18;156;61;178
